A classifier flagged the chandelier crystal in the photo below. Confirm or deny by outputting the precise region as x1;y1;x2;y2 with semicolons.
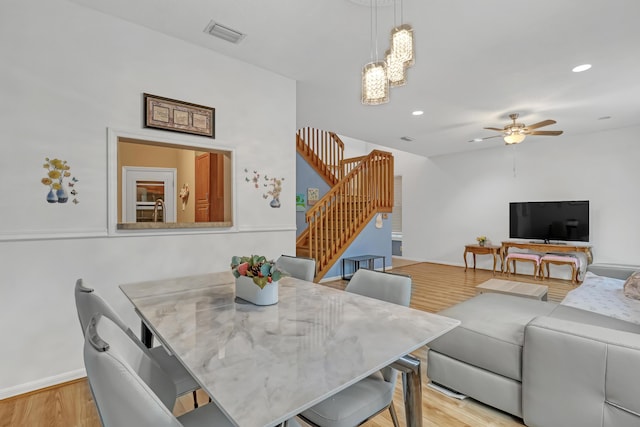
386;49;407;87
390;24;414;66
362;61;389;105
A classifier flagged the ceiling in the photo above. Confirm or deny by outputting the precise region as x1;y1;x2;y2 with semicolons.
70;0;640;157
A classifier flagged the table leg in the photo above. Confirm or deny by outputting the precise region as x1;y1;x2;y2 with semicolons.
391;355;423;427
492;253;497;275
473;253;477;270
382;257;386;272
463;249;468;271
141;321;154;348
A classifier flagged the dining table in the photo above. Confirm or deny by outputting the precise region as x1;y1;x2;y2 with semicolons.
120;271;460;427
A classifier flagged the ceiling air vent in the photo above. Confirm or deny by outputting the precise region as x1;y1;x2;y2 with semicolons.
203;21;246;44
400;136;414;142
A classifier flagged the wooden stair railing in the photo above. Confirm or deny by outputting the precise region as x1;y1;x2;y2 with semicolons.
296;127;345;187
297;150;394;281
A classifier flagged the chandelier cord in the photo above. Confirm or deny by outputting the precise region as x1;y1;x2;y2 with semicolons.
393;0;397;27
369;0;374;60
374;0;380;62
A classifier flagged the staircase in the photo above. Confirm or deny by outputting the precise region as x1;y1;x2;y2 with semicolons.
296;128;394;281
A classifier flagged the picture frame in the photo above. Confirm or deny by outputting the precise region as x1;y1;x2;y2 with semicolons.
143;93;215;138
307;188;319;206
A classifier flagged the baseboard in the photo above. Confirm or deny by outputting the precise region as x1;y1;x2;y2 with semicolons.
0;368;86;400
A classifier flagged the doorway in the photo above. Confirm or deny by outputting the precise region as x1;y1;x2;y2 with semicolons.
123;167;176;223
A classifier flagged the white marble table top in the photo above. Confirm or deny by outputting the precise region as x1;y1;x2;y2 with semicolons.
120;271;459;427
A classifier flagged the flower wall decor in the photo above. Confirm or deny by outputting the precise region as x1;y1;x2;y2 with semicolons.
40;157;79;204
244;169;285;208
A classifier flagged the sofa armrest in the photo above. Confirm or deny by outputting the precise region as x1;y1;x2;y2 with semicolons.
523;316;640;427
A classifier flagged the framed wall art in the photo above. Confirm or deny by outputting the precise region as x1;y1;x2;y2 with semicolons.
143;93;215;138
307;187;319;206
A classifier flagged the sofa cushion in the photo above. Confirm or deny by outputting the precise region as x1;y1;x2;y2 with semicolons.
428;293;557;381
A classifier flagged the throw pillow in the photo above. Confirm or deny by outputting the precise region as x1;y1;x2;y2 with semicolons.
623;272;640;300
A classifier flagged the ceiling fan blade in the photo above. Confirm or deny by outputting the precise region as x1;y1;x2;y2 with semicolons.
527;130;564;136
483;127;505;132
468;134;504;142
525;119;556;130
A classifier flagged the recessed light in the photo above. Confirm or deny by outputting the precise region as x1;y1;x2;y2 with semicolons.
469;138;483;143
572;64;592;73
412;110;424;116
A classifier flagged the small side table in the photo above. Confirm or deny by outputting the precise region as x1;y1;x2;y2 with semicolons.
464;244;502;275
342;255;386;280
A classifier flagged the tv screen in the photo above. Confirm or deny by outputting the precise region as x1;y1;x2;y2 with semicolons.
509;200;589;242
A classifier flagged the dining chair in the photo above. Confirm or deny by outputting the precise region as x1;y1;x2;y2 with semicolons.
276;255;316;282
84;313;301;427
83;313;235;426
299;268;411;427
74;278;201;408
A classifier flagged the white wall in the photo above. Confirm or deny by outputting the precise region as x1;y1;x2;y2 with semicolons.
400;126;640;271
343;127;640;272
0;0;296;397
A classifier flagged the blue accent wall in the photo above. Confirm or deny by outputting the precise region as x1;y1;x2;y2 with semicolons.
296;152;331;237
324;213;393;279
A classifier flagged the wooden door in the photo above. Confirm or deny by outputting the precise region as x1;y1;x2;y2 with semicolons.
195;153;225;222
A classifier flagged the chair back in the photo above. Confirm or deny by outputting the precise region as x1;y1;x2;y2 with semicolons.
345;269;412;307
345;268;412;383
276;255;316;282
84;315;181;426
75;279;178;411
75;278;130;336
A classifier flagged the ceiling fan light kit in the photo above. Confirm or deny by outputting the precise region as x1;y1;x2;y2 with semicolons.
504;132;526;144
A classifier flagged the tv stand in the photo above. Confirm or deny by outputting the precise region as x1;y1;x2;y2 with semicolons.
502;241;593;265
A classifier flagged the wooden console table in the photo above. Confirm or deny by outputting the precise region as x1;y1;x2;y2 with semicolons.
464;244;502;275
501;241;593;266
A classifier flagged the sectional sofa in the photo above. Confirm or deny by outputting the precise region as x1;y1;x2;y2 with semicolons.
426;265;640;427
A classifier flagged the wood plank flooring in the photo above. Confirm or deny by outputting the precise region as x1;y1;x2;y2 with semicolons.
0;262;575;427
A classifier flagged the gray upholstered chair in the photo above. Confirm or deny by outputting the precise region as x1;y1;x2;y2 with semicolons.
276;255;316;282
75;279;201;408
84;314;301;427
83;314;235;426
299;268;412;427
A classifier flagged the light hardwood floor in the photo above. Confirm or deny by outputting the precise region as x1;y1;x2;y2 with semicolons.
0;262;575;427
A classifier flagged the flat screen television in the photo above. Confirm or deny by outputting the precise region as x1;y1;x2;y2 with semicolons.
509;200;589;243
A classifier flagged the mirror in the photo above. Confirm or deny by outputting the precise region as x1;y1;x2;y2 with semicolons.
115;136;233;230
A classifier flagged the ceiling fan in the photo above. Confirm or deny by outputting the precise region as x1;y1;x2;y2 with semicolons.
481;113;563;144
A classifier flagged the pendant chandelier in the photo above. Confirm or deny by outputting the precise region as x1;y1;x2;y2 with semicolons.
361;0;414;104
362;0;389;105
390;23;414;67
386;48;407;87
